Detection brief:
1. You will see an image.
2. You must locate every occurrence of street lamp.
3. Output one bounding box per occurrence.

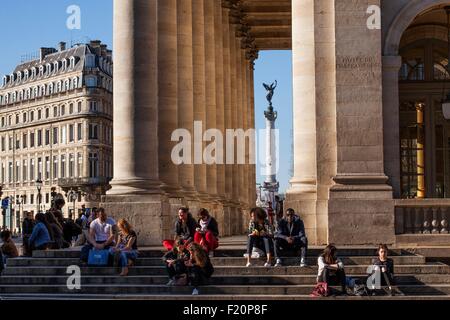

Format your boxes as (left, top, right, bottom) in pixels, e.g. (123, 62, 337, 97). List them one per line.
(16, 195, 25, 234)
(67, 189, 79, 218)
(35, 179, 43, 214)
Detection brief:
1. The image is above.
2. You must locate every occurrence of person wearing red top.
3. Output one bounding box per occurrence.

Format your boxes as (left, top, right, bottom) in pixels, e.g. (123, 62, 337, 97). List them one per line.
(193, 208, 219, 256)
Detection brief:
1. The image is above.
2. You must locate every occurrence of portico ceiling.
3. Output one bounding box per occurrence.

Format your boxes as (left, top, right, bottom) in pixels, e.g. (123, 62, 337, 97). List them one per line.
(241, 0, 292, 50)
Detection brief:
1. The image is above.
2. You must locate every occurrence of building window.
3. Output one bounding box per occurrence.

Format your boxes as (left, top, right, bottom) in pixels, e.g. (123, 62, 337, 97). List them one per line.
(8, 136, 12, 150)
(86, 76, 97, 88)
(8, 162, 13, 183)
(30, 110, 34, 122)
(15, 114, 20, 124)
(89, 101, 98, 112)
(30, 132, 35, 148)
(61, 155, 66, 178)
(37, 110, 42, 120)
(45, 156, 50, 180)
(77, 123, 83, 141)
(15, 161, 20, 182)
(69, 103, 74, 114)
(37, 158, 42, 180)
(53, 156, 59, 180)
(89, 124, 98, 140)
(77, 153, 83, 177)
(61, 105, 66, 116)
(69, 124, 74, 142)
(53, 127, 58, 144)
(23, 133, 27, 149)
(23, 113, 27, 123)
(30, 194, 34, 205)
(15, 136, 20, 150)
(45, 129, 50, 145)
(1, 136, 5, 151)
(85, 54, 95, 68)
(77, 101, 82, 113)
(23, 160, 27, 182)
(37, 130, 42, 147)
(69, 154, 75, 178)
(53, 106, 58, 117)
(61, 126, 67, 144)
(89, 153, 98, 178)
(45, 108, 50, 118)
(30, 159, 35, 182)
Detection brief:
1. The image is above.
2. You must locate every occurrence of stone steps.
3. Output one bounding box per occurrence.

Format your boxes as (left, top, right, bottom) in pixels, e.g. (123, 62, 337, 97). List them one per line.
(0, 274, 448, 285)
(0, 247, 449, 299)
(2, 264, 448, 276)
(1, 283, 450, 296)
(6, 255, 426, 267)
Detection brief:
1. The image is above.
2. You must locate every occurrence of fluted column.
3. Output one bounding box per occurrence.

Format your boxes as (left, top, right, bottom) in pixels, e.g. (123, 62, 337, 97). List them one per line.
(229, 23, 239, 208)
(236, 38, 244, 208)
(204, 0, 218, 200)
(249, 62, 256, 207)
(158, 0, 180, 195)
(222, 3, 233, 204)
(177, 0, 196, 198)
(109, 0, 160, 194)
(192, 0, 208, 199)
(214, 0, 226, 202)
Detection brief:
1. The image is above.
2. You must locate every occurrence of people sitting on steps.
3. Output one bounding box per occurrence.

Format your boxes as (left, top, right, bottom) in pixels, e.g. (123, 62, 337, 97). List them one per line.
(187, 242, 214, 295)
(274, 208, 308, 268)
(1, 230, 19, 267)
(194, 208, 219, 257)
(45, 211, 70, 250)
(22, 212, 36, 257)
(80, 207, 116, 263)
(368, 243, 396, 296)
(62, 213, 82, 246)
(163, 207, 198, 251)
(75, 207, 98, 246)
(317, 244, 347, 296)
(163, 239, 191, 286)
(109, 219, 138, 277)
(246, 207, 274, 268)
(28, 213, 52, 256)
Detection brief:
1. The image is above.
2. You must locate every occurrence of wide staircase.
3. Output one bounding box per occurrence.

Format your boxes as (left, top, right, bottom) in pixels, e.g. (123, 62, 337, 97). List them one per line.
(1, 239, 450, 300)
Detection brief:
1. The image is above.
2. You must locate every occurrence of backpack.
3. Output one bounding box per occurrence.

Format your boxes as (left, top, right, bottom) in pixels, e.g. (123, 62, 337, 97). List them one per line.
(310, 282, 329, 297)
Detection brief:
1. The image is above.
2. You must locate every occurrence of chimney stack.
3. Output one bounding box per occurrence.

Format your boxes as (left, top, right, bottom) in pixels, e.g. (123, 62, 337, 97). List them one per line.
(58, 42, 66, 52)
(89, 40, 102, 56)
(40, 47, 57, 62)
(100, 44, 107, 57)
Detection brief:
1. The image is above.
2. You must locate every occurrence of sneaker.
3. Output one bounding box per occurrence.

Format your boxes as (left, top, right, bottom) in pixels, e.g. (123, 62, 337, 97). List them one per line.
(253, 247, 265, 258)
(166, 278, 175, 286)
(192, 288, 199, 295)
(264, 262, 272, 268)
(300, 258, 307, 268)
(246, 262, 252, 267)
(243, 253, 249, 258)
(274, 259, 282, 267)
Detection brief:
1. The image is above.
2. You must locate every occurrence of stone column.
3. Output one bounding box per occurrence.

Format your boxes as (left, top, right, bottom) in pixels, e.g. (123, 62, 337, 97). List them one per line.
(176, 0, 196, 199)
(192, 0, 208, 201)
(214, 0, 227, 236)
(382, 56, 402, 198)
(204, 0, 218, 201)
(285, 0, 319, 243)
(158, 0, 181, 196)
(221, 1, 233, 236)
(108, 0, 161, 195)
(229, 16, 240, 235)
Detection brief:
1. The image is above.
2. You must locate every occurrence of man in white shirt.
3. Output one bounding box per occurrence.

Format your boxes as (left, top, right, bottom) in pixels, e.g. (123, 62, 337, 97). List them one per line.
(80, 208, 116, 263)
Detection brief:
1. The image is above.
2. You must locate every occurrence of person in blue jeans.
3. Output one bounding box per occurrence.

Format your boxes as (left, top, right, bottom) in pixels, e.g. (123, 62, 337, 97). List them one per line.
(28, 213, 52, 255)
(109, 218, 138, 276)
(80, 208, 115, 263)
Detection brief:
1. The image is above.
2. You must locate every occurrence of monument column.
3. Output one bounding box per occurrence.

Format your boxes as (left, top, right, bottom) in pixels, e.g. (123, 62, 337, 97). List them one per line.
(108, 0, 161, 195)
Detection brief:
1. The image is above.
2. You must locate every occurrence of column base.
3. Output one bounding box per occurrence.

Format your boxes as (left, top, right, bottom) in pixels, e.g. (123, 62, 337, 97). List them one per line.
(101, 193, 183, 246)
(328, 175, 395, 245)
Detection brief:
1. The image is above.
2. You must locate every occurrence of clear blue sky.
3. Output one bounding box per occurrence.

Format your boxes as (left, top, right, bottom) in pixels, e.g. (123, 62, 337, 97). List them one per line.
(0, 0, 293, 194)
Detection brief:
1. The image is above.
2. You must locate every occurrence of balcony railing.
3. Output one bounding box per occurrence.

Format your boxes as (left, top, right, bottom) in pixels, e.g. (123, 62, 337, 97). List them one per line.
(395, 199, 450, 235)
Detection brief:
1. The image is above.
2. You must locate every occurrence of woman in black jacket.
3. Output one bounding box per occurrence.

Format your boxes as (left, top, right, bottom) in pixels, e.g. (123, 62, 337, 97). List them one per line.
(194, 208, 219, 255)
(163, 207, 198, 251)
(186, 242, 214, 295)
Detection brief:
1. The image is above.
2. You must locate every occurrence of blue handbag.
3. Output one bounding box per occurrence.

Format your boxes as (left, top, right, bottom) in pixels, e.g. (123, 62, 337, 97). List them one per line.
(88, 249, 110, 266)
